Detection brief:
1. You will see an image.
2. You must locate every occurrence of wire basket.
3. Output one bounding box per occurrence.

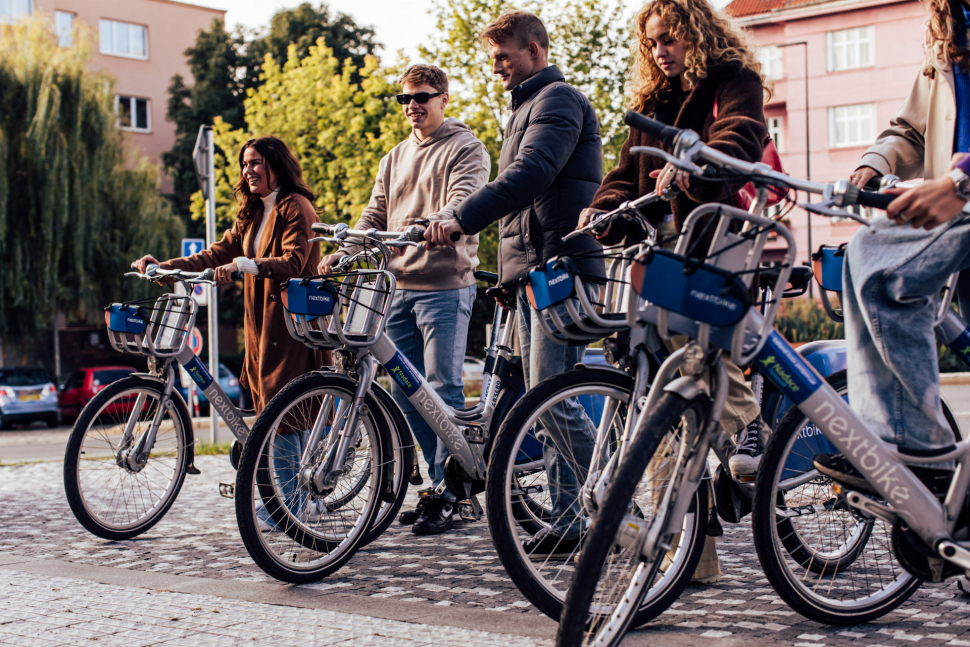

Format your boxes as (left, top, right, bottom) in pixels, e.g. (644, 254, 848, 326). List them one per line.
(104, 294, 197, 357)
(526, 252, 633, 346)
(282, 269, 395, 349)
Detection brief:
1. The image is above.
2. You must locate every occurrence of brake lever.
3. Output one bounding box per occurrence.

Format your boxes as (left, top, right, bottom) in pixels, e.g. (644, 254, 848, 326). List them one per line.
(629, 146, 705, 177)
(799, 199, 875, 230)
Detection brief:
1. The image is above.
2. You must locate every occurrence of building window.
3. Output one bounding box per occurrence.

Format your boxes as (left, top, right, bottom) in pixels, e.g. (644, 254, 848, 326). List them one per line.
(759, 46, 783, 80)
(99, 19, 148, 59)
(55, 11, 74, 47)
(0, 0, 32, 23)
(116, 96, 151, 133)
(767, 116, 784, 152)
(826, 26, 874, 72)
(828, 103, 876, 148)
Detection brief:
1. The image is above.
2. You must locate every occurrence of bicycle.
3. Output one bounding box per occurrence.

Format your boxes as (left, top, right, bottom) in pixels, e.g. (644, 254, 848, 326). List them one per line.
(233, 222, 527, 583)
(554, 111, 966, 647)
(63, 267, 255, 540)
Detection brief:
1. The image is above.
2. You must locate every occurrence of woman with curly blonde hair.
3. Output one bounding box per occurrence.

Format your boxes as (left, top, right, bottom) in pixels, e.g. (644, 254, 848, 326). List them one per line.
(578, 0, 771, 584)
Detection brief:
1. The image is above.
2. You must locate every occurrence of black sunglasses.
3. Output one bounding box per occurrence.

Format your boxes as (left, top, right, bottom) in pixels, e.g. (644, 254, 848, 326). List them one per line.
(396, 91, 444, 105)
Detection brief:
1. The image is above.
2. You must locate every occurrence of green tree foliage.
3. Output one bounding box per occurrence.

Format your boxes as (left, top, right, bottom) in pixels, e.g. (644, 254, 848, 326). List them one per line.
(193, 43, 409, 231)
(419, 0, 631, 270)
(0, 18, 182, 342)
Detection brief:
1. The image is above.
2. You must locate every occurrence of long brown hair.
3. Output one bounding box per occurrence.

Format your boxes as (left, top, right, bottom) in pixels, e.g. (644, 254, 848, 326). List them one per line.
(233, 136, 314, 235)
(629, 0, 769, 112)
(925, 0, 970, 75)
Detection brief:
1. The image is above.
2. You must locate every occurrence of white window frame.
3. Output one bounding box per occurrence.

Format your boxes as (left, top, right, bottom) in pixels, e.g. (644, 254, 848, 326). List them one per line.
(759, 46, 783, 80)
(767, 116, 784, 152)
(0, 0, 32, 24)
(55, 11, 74, 48)
(99, 19, 149, 60)
(828, 103, 877, 148)
(826, 26, 874, 72)
(115, 95, 152, 133)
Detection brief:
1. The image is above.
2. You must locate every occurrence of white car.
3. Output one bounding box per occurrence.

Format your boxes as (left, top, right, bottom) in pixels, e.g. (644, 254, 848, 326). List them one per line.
(462, 356, 486, 393)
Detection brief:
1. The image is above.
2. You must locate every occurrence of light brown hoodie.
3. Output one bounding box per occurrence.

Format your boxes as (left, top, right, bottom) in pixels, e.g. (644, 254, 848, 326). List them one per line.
(353, 117, 490, 290)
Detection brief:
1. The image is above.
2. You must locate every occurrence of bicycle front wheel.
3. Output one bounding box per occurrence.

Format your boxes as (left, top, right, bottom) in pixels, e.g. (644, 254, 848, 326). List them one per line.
(63, 376, 192, 540)
(235, 372, 389, 583)
(557, 391, 711, 647)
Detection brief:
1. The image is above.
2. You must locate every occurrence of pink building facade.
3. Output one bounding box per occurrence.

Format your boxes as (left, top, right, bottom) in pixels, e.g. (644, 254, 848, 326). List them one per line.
(725, 0, 928, 265)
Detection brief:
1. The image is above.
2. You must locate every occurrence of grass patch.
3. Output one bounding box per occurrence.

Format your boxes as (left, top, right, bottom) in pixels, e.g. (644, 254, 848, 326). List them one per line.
(194, 441, 232, 455)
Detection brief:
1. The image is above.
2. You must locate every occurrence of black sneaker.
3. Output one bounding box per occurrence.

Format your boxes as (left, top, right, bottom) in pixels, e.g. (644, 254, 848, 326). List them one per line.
(814, 453, 952, 498)
(398, 487, 434, 525)
(412, 496, 454, 535)
(522, 528, 581, 561)
(729, 417, 765, 476)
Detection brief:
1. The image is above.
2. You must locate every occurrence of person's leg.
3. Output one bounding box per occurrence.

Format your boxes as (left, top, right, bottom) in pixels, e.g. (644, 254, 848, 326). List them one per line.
(516, 283, 597, 541)
(844, 216, 970, 452)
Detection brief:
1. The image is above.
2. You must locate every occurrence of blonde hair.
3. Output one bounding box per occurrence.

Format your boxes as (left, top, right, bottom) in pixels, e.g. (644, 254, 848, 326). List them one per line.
(924, 0, 970, 75)
(629, 0, 769, 112)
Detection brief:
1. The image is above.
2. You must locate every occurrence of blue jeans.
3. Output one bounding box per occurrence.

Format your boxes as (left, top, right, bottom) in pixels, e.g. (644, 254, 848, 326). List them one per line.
(386, 286, 475, 501)
(515, 283, 598, 539)
(844, 215, 970, 452)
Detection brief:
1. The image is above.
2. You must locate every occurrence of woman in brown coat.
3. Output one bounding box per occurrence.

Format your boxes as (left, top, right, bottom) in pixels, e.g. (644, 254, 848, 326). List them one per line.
(132, 136, 324, 414)
(577, 0, 770, 583)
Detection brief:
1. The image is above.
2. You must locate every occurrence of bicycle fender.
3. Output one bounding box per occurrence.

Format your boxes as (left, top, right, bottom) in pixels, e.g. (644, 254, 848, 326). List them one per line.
(662, 375, 710, 401)
(370, 382, 413, 504)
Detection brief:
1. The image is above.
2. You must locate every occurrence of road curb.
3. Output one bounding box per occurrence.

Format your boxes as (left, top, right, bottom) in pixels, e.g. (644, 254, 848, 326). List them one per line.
(942, 372, 970, 385)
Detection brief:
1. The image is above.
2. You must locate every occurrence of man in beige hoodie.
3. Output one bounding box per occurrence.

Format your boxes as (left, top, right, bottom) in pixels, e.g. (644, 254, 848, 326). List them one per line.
(319, 65, 490, 535)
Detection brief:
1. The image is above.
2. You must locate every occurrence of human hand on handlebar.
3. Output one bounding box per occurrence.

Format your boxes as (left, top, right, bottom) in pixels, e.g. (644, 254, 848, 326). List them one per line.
(577, 208, 610, 238)
(884, 176, 967, 230)
(651, 162, 690, 193)
(132, 254, 160, 274)
(213, 262, 240, 284)
(318, 252, 347, 274)
(424, 219, 463, 247)
(849, 166, 880, 189)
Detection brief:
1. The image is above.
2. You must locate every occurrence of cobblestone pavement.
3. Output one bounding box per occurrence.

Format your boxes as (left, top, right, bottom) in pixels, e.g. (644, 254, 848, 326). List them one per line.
(6, 456, 970, 645)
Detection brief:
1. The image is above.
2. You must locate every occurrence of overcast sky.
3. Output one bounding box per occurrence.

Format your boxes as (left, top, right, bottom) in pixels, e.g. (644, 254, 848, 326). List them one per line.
(185, 0, 729, 61)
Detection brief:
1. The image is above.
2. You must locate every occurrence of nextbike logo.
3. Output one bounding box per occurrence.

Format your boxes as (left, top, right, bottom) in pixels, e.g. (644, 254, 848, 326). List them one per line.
(127, 317, 143, 324)
(812, 400, 910, 504)
(415, 389, 463, 447)
(759, 355, 799, 394)
(308, 294, 332, 302)
(548, 273, 570, 286)
(688, 289, 737, 310)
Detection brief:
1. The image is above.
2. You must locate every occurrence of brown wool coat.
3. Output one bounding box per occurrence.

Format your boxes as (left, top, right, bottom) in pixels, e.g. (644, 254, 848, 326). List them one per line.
(589, 60, 767, 248)
(161, 193, 326, 413)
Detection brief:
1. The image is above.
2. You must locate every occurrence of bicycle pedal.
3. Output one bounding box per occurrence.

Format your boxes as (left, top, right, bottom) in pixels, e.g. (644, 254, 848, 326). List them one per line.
(456, 498, 482, 522)
(218, 482, 235, 499)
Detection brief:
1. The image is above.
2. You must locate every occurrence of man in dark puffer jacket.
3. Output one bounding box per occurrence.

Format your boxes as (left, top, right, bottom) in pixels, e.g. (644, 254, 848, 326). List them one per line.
(428, 10, 604, 560)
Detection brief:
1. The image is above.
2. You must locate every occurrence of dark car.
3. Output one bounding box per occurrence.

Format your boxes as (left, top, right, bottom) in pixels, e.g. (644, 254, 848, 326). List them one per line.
(58, 366, 137, 421)
(0, 367, 60, 429)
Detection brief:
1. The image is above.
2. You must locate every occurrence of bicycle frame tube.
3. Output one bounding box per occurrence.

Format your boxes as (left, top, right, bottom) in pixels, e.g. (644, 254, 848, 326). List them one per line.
(370, 333, 487, 480)
(175, 347, 250, 443)
(937, 309, 970, 369)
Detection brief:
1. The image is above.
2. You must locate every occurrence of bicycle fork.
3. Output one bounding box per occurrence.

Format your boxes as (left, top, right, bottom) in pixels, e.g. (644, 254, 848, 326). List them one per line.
(117, 363, 176, 473)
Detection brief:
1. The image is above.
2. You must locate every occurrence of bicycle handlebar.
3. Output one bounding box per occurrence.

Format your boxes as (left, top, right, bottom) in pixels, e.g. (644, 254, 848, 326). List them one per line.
(125, 265, 241, 284)
(311, 221, 460, 243)
(624, 111, 679, 148)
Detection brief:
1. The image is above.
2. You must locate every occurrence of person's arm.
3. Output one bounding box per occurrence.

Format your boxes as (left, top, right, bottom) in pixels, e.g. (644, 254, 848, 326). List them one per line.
(856, 71, 929, 180)
(455, 85, 586, 236)
(252, 197, 316, 281)
(433, 141, 491, 220)
(159, 223, 243, 272)
(885, 153, 970, 229)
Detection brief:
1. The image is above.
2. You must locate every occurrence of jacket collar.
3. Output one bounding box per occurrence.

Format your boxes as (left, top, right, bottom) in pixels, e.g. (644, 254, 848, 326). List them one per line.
(650, 59, 745, 128)
(509, 65, 565, 111)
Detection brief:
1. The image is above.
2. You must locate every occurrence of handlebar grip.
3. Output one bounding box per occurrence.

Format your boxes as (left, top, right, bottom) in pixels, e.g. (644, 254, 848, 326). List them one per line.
(311, 223, 344, 235)
(451, 231, 461, 242)
(624, 111, 679, 147)
(405, 227, 463, 243)
(230, 271, 243, 282)
(856, 190, 896, 211)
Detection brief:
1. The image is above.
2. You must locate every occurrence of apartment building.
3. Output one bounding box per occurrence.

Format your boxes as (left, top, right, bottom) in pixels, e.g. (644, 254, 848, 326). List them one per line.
(3, 0, 225, 189)
(725, 0, 927, 263)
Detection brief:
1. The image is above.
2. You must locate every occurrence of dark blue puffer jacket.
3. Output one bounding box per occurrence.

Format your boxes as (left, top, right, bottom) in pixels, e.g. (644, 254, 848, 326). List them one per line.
(455, 65, 606, 288)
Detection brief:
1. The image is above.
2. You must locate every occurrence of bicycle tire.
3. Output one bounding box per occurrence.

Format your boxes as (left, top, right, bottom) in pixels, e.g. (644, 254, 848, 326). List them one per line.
(64, 375, 192, 540)
(235, 372, 388, 583)
(557, 392, 710, 647)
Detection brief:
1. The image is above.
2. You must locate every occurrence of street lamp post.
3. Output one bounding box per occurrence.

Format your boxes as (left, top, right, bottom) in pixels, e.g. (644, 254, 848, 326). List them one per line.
(778, 40, 812, 297)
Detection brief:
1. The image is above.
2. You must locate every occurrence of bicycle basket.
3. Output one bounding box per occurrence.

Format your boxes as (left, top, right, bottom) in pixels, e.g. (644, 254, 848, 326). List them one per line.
(811, 244, 845, 293)
(630, 247, 751, 328)
(105, 294, 196, 357)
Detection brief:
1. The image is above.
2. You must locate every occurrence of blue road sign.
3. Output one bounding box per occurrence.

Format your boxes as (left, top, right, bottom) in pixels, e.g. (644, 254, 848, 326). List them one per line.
(182, 238, 206, 258)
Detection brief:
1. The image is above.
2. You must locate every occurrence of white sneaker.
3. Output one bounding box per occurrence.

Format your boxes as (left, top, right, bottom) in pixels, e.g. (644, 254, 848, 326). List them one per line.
(729, 418, 765, 476)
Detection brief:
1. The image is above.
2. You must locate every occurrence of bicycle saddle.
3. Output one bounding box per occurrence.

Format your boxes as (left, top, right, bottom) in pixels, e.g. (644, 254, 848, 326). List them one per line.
(759, 265, 814, 296)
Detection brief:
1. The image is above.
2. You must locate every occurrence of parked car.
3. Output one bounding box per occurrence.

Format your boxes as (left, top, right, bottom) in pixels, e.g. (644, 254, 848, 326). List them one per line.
(59, 366, 137, 422)
(462, 356, 486, 395)
(176, 363, 244, 414)
(0, 367, 60, 429)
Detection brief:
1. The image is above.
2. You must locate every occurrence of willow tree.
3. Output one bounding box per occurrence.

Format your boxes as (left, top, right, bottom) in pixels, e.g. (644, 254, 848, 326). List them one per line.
(0, 18, 182, 347)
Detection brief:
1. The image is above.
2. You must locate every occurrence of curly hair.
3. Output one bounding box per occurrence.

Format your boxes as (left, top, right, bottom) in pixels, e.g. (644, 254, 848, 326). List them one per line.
(924, 0, 970, 76)
(628, 0, 769, 112)
(233, 136, 315, 237)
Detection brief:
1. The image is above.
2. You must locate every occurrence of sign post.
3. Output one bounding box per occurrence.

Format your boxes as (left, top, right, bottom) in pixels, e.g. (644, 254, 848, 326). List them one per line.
(193, 126, 220, 443)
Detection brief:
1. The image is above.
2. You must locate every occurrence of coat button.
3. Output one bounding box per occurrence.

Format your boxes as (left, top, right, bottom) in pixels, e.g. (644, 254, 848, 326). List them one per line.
(271, 340, 278, 347)
(269, 294, 277, 302)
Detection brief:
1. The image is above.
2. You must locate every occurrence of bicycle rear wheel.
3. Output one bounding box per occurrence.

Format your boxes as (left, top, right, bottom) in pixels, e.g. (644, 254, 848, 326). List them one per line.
(63, 376, 191, 540)
(235, 372, 388, 583)
(557, 391, 710, 647)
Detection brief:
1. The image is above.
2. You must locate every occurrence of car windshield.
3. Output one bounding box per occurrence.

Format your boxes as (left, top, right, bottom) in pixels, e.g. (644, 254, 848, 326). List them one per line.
(93, 369, 133, 385)
(219, 364, 232, 379)
(0, 369, 50, 386)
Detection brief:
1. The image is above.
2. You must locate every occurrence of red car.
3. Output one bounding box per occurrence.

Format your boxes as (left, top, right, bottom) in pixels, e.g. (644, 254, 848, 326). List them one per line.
(59, 366, 137, 421)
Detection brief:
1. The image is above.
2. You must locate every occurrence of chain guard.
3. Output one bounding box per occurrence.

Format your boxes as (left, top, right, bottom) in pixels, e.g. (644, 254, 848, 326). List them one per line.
(443, 455, 484, 498)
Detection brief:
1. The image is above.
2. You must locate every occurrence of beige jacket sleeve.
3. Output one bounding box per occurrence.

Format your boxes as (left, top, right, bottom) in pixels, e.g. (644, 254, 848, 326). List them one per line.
(857, 71, 929, 180)
(431, 141, 491, 221)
